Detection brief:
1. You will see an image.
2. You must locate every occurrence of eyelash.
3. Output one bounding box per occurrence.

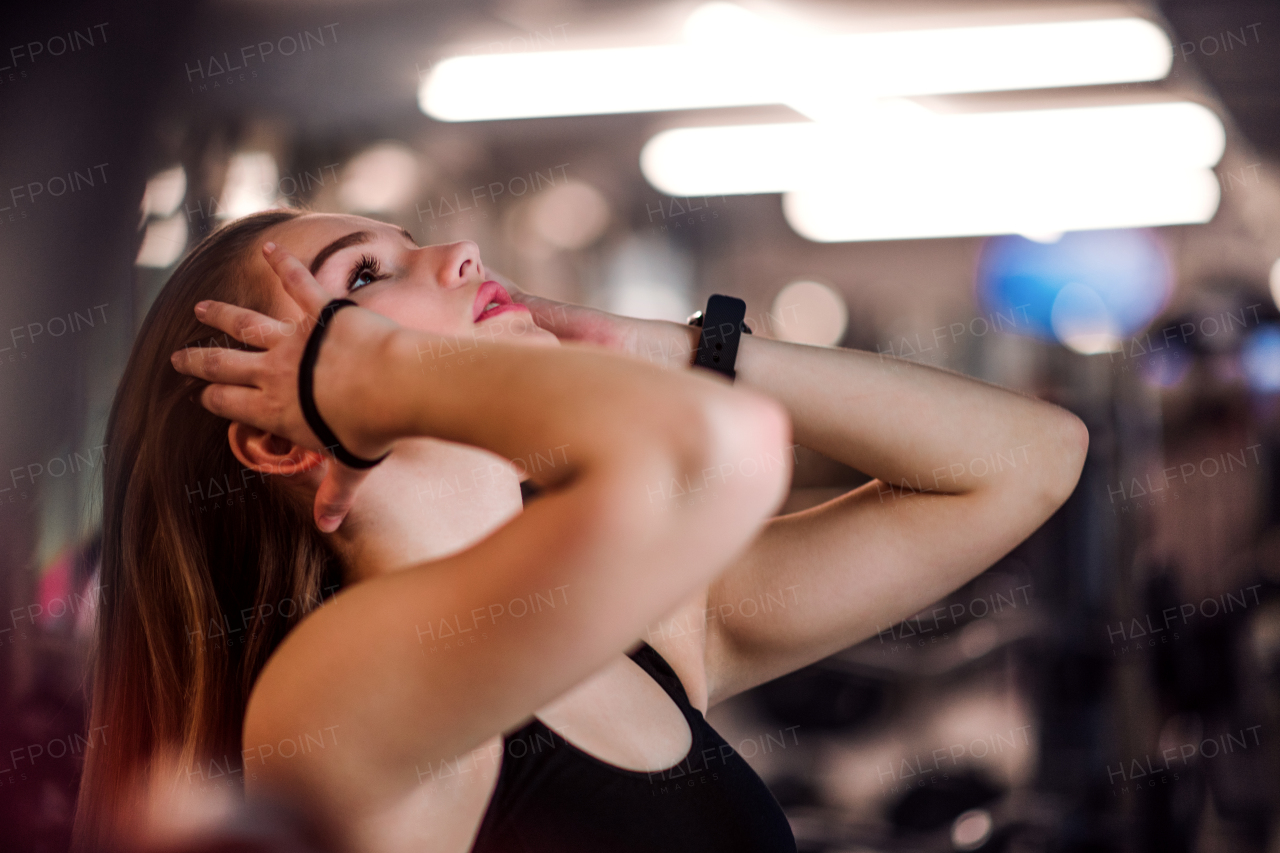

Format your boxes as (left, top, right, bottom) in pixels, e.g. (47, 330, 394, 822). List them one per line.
(347, 254, 386, 292)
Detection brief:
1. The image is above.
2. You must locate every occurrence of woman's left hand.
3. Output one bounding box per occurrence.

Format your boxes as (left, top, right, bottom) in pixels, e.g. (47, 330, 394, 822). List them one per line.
(494, 273, 699, 370)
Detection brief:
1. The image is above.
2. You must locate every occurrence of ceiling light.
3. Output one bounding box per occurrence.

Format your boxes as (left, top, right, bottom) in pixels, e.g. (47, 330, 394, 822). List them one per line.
(140, 166, 187, 219)
(218, 152, 279, 219)
(641, 102, 1224, 196)
(420, 14, 1172, 121)
(783, 166, 1219, 242)
(135, 214, 189, 268)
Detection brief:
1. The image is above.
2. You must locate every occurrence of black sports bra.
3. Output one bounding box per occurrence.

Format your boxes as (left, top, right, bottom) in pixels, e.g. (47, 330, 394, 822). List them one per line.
(469, 640, 797, 852)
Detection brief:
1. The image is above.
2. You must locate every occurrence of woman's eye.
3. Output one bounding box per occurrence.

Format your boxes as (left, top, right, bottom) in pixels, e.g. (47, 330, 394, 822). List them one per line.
(348, 256, 384, 292)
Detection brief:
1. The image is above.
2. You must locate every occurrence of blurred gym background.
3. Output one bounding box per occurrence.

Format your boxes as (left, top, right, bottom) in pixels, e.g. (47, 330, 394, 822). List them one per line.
(2, 0, 1280, 851)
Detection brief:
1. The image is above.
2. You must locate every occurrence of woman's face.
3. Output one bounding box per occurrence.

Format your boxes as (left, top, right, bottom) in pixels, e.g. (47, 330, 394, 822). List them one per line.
(253, 212, 558, 345)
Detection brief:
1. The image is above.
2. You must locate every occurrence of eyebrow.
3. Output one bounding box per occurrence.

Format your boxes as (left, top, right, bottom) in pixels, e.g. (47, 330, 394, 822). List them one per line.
(309, 231, 374, 277)
(307, 227, 421, 278)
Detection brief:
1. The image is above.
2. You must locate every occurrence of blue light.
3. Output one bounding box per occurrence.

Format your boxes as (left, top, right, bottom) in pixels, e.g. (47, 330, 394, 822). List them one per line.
(976, 230, 1174, 354)
(1241, 325, 1280, 394)
(1138, 342, 1192, 389)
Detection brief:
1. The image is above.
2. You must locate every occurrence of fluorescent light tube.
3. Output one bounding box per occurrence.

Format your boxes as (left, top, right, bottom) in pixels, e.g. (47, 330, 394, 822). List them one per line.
(782, 166, 1220, 242)
(420, 17, 1172, 121)
(640, 101, 1225, 196)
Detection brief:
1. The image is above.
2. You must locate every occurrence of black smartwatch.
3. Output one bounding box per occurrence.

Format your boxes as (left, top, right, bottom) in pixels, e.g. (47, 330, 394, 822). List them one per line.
(687, 294, 752, 381)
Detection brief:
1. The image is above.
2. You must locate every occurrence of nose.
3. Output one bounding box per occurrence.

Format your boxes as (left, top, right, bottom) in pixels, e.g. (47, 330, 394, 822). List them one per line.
(432, 241, 483, 289)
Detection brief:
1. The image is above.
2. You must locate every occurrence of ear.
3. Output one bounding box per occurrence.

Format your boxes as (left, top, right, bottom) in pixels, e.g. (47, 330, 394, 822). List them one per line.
(227, 422, 327, 479)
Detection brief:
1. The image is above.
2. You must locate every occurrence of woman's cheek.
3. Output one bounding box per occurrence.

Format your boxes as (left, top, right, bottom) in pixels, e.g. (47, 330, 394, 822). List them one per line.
(366, 292, 460, 337)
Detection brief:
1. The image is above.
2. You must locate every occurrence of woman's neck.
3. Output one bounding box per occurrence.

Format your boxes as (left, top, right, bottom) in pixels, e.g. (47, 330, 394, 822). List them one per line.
(325, 438, 525, 585)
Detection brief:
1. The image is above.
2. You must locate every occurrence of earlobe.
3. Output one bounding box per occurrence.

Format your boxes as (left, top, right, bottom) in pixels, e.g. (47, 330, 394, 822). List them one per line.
(226, 422, 326, 477)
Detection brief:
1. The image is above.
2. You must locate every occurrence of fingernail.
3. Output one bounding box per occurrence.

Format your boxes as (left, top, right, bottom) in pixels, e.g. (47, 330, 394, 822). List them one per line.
(194, 300, 210, 316)
(170, 351, 180, 365)
(263, 241, 277, 255)
(319, 514, 341, 532)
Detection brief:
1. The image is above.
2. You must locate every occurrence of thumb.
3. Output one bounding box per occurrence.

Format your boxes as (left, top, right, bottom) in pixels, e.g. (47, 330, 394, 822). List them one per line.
(313, 463, 370, 532)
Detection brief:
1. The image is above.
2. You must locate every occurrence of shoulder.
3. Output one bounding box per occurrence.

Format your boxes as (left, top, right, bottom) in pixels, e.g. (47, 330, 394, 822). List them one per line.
(238, 589, 406, 817)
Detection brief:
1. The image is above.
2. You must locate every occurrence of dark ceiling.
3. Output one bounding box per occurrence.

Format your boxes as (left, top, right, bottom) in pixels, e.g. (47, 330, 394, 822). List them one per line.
(1160, 0, 1280, 159)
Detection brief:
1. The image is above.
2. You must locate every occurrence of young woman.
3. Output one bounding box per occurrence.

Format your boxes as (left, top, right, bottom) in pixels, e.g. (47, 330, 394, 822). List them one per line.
(72, 208, 1088, 853)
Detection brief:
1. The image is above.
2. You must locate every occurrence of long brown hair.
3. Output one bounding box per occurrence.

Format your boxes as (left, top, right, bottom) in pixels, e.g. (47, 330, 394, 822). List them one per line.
(73, 209, 344, 850)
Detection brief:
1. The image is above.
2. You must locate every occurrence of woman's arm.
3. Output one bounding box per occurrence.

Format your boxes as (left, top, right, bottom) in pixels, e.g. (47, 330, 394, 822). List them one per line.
(175, 250, 793, 827)
(673, 326, 1088, 704)
(671, 324, 1085, 501)
(506, 292, 1087, 707)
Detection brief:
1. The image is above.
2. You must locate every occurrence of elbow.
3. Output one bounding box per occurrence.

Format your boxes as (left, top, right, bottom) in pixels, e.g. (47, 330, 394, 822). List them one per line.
(606, 390, 792, 531)
(713, 392, 794, 514)
(681, 391, 794, 519)
(1038, 409, 1089, 511)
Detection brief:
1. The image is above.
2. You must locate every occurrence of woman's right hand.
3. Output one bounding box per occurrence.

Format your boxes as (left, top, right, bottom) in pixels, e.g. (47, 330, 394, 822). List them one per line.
(170, 241, 401, 532)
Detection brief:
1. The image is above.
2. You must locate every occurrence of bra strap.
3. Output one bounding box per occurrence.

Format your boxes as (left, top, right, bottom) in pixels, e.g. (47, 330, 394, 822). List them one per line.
(627, 640, 694, 709)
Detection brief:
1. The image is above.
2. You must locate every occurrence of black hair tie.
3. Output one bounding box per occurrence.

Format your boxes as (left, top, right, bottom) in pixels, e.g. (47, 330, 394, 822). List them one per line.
(297, 299, 389, 470)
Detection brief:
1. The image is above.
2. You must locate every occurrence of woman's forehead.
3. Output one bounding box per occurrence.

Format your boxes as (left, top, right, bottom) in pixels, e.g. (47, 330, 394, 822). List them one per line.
(270, 213, 393, 256)
(247, 213, 421, 314)
(240, 214, 381, 314)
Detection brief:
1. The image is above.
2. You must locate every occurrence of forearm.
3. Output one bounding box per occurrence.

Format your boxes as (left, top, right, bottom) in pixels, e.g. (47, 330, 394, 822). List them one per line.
(736, 335, 1085, 496)
(649, 320, 1081, 497)
(328, 323, 784, 500)
(380, 334, 694, 480)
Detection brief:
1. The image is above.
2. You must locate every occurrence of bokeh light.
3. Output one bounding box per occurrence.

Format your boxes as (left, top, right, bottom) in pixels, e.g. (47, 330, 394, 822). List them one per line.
(1241, 324, 1280, 394)
(952, 808, 994, 850)
(218, 151, 280, 219)
(139, 166, 186, 219)
(770, 280, 848, 346)
(135, 214, 189, 269)
(1269, 258, 1280, 310)
(976, 229, 1174, 354)
(529, 181, 611, 250)
(338, 142, 421, 213)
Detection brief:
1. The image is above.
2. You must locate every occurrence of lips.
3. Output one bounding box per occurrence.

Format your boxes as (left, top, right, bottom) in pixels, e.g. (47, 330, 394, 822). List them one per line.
(473, 280, 530, 323)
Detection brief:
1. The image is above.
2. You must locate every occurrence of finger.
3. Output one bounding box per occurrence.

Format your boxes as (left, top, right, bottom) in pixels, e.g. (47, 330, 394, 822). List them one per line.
(195, 300, 287, 348)
(494, 273, 568, 323)
(508, 290, 577, 334)
(263, 242, 331, 318)
(195, 383, 265, 425)
(172, 346, 262, 387)
(489, 270, 526, 297)
(313, 463, 369, 532)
